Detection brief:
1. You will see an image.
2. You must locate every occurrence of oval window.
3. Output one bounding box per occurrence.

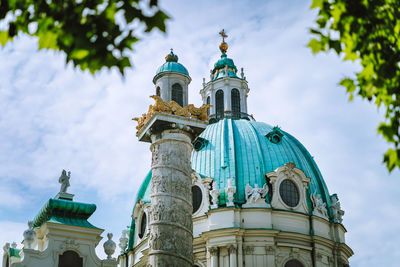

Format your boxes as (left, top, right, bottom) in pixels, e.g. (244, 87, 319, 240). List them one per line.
(192, 185, 202, 213)
(284, 259, 304, 267)
(138, 212, 147, 238)
(279, 179, 299, 207)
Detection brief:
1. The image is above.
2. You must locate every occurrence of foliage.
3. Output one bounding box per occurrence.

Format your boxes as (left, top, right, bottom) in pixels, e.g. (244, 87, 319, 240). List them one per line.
(308, 0, 400, 172)
(0, 0, 169, 75)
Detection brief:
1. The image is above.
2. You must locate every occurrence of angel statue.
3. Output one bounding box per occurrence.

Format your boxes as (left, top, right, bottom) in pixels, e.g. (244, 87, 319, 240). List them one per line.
(59, 170, 71, 193)
(245, 183, 268, 204)
(310, 190, 328, 218)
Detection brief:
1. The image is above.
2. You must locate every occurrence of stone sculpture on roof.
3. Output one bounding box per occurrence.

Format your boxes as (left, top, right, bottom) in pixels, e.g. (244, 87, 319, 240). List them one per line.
(58, 169, 71, 193)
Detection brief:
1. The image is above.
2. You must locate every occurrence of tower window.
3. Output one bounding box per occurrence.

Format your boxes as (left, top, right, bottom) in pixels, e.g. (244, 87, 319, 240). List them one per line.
(279, 179, 299, 207)
(138, 212, 147, 239)
(206, 96, 210, 116)
(215, 89, 224, 118)
(58, 250, 83, 267)
(156, 86, 160, 97)
(231, 88, 241, 118)
(192, 185, 202, 213)
(172, 83, 183, 106)
(284, 259, 304, 267)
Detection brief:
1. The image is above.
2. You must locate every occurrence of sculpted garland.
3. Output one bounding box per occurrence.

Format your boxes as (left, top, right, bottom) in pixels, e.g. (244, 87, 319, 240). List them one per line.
(133, 95, 211, 130)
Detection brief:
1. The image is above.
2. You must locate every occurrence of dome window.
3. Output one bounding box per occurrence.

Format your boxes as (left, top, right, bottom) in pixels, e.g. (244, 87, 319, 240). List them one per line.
(192, 185, 202, 213)
(266, 126, 284, 144)
(284, 259, 304, 267)
(215, 90, 224, 119)
(138, 212, 147, 239)
(279, 179, 299, 207)
(172, 83, 183, 106)
(193, 137, 207, 151)
(231, 88, 241, 118)
(206, 96, 210, 116)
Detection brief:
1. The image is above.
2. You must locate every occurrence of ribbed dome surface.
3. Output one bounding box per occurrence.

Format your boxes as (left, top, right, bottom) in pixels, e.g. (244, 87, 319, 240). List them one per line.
(191, 119, 331, 207)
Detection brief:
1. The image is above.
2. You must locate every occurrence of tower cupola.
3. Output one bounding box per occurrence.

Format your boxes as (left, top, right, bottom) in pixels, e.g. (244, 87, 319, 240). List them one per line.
(153, 49, 191, 107)
(200, 30, 250, 122)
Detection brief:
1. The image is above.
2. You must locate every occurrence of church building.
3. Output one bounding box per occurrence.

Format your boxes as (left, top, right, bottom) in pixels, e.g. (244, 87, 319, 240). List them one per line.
(117, 30, 353, 267)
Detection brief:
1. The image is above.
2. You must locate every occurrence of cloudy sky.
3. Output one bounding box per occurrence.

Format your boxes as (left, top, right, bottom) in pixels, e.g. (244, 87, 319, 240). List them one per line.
(0, 0, 399, 266)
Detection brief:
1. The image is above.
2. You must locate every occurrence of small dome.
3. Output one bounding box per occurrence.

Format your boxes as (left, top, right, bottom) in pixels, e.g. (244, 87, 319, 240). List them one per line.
(153, 50, 190, 83)
(211, 54, 239, 80)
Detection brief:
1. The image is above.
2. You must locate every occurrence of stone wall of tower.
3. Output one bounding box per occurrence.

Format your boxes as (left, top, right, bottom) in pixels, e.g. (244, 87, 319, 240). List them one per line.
(148, 129, 194, 266)
(154, 74, 190, 106)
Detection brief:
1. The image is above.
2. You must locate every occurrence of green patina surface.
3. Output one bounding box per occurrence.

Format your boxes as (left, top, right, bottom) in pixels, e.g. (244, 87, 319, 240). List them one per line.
(32, 198, 99, 229)
(9, 248, 21, 258)
(153, 62, 189, 82)
(212, 54, 239, 80)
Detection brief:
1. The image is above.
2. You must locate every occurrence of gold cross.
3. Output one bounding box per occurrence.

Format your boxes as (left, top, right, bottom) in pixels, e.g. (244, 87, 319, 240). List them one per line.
(219, 29, 228, 42)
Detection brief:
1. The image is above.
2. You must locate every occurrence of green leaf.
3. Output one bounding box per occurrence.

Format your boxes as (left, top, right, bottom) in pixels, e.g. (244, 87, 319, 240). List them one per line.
(378, 123, 396, 143)
(70, 49, 89, 60)
(0, 31, 10, 46)
(310, 0, 324, 9)
(383, 148, 400, 173)
(308, 38, 323, 54)
(38, 31, 58, 50)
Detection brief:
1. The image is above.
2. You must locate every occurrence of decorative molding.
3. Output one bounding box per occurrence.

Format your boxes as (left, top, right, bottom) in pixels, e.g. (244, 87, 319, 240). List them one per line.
(228, 245, 237, 254)
(208, 247, 218, 256)
(59, 239, 80, 250)
(243, 246, 254, 255)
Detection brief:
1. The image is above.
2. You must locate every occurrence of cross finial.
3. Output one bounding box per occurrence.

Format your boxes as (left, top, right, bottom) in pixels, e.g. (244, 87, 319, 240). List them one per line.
(170, 48, 173, 53)
(219, 29, 228, 42)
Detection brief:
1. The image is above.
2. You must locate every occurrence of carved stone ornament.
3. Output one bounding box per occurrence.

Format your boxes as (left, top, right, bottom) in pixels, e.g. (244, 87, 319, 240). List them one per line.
(119, 229, 129, 252)
(23, 221, 36, 249)
(132, 95, 211, 131)
(11, 242, 17, 249)
(330, 194, 345, 223)
(243, 183, 270, 208)
(310, 190, 328, 219)
(244, 246, 254, 255)
(228, 245, 237, 254)
(3, 243, 10, 254)
(209, 181, 220, 209)
(208, 246, 218, 256)
(103, 233, 116, 260)
(265, 245, 275, 255)
(58, 169, 71, 193)
(59, 239, 80, 250)
(225, 178, 236, 207)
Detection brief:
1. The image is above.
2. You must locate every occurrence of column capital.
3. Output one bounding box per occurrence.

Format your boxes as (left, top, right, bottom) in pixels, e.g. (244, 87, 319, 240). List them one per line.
(208, 246, 219, 256)
(228, 244, 237, 254)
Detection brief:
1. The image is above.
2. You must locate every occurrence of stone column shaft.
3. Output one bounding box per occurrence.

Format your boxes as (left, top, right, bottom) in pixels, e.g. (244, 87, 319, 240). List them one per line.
(148, 129, 194, 267)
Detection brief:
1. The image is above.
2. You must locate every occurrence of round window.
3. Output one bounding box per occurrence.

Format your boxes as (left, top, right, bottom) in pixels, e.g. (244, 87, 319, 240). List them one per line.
(284, 259, 304, 267)
(279, 179, 299, 207)
(138, 212, 147, 239)
(192, 185, 202, 213)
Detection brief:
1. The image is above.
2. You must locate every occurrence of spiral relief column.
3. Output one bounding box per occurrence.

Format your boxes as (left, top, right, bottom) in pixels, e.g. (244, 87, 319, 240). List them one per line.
(148, 128, 194, 266)
(135, 110, 207, 267)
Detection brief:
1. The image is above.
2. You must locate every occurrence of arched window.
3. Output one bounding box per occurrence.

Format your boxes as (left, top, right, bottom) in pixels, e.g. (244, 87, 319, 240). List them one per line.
(206, 96, 210, 116)
(279, 180, 299, 207)
(231, 88, 241, 118)
(156, 86, 160, 97)
(284, 259, 304, 267)
(58, 250, 83, 267)
(192, 185, 202, 213)
(215, 90, 224, 118)
(172, 83, 183, 106)
(138, 212, 147, 239)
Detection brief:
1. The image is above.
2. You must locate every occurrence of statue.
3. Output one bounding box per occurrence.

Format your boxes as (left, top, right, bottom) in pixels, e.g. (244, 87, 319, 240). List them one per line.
(58, 170, 71, 193)
(118, 229, 129, 252)
(133, 95, 211, 131)
(225, 178, 236, 207)
(330, 194, 344, 223)
(245, 183, 268, 204)
(310, 190, 328, 219)
(209, 181, 220, 209)
(103, 233, 116, 260)
(23, 221, 36, 249)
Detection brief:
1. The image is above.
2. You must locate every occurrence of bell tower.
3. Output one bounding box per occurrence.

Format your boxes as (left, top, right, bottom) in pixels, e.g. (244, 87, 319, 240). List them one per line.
(200, 30, 250, 121)
(153, 49, 191, 107)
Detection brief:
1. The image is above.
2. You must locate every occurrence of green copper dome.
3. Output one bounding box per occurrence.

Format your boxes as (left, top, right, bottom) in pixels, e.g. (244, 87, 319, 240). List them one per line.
(191, 119, 331, 208)
(153, 50, 190, 83)
(211, 54, 239, 80)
